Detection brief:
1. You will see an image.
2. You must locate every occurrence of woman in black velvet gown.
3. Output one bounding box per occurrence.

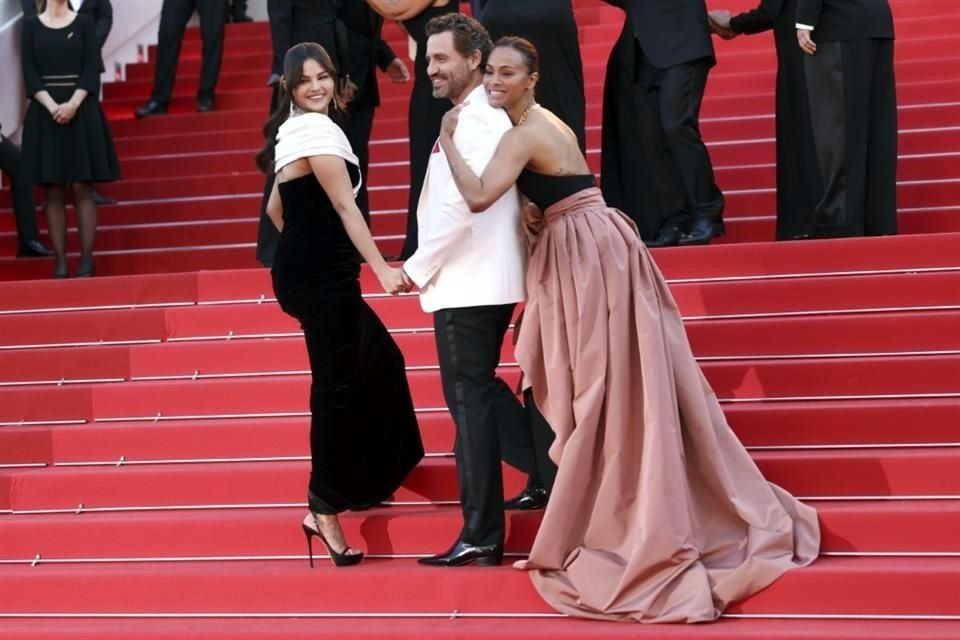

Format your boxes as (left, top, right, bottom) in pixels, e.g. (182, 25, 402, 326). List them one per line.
(366, 0, 459, 258)
(709, 0, 823, 240)
(256, 43, 423, 566)
(478, 0, 585, 151)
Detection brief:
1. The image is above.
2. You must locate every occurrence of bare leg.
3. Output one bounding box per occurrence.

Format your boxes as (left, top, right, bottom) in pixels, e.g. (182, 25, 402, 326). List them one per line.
(44, 184, 68, 278)
(71, 182, 97, 276)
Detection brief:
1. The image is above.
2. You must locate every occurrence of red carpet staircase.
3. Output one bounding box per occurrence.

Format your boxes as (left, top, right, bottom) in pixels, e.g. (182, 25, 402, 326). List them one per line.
(1, 0, 959, 637)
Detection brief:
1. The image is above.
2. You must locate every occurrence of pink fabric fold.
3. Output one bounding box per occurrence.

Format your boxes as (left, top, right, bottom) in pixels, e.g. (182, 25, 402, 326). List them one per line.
(514, 187, 820, 623)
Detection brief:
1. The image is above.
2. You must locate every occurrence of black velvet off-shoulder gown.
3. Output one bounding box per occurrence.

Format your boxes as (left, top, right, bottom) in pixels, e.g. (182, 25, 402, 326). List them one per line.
(271, 168, 424, 514)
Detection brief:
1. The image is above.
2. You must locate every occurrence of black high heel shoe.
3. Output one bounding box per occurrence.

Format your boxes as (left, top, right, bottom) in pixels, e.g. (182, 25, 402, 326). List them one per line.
(75, 257, 96, 278)
(301, 513, 364, 568)
(52, 261, 69, 279)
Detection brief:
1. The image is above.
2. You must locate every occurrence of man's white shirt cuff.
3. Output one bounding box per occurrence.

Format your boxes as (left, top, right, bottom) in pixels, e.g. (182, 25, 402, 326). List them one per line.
(796, 23, 815, 30)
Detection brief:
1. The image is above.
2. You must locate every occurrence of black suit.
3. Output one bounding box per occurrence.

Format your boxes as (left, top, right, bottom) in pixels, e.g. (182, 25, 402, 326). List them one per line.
(22, 0, 112, 72)
(0, 125, 40, 249)
(150, 0, 228, 105)
(601, 0, 723, 239)
(796, 0, 897, 237)
(797, 0, 894, 41)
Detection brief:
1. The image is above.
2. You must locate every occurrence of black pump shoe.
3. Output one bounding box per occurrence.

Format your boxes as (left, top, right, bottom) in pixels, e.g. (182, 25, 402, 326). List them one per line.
(417, 540, 503, 567)
(504, 487, 549, 511)
(75, 257, 96, 278)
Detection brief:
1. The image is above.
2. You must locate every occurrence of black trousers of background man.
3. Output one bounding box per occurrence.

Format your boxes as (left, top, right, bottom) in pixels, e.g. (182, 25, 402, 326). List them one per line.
(0, 136, 40, 248)
(434, 304, 540, 548)
(151, 0, 228, 104)
(804, 39, 897, 238)
(633, 46, 724, 237)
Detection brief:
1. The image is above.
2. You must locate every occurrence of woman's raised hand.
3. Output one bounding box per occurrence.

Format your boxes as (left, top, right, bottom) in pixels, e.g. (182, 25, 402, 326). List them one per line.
(440, 103, 467, 140)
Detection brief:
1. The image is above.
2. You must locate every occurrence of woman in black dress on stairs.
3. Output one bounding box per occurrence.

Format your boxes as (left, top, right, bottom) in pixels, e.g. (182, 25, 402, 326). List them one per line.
(256, 43, 424, 567)
(21, 0, 120, 278)
(366, 0, 458, 258)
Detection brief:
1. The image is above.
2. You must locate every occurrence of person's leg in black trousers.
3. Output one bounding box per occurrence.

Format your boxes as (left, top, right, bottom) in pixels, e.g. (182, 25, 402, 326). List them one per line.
(658, 59, 724, 245)
(148, 0, 196, 109)
(421, 303, 528, 565)
(633, 50, 691, 246)
(266, 0, 293, 83)
(195, 0, 228, 108)
(345, 105, 375, 225)
(0, 136, 51, 256)
(863, 39, 897, 236)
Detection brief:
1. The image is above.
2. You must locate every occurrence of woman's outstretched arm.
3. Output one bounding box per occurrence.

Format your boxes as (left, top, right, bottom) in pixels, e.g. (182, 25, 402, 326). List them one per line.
(309, 155, 408, 294)
(439, 104, 533, 213)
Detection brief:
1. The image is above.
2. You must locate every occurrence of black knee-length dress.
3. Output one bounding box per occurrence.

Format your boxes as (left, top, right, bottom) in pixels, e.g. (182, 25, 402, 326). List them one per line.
(271, 165, 424, 513)
(20, 14, 120, 186)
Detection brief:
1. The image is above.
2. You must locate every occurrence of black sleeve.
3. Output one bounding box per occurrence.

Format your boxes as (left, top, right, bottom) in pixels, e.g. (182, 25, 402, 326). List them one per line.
(601, 0, 626, 8)
(21, 0, 38, 17)
(730, 0, 784, 35)
(374, 36, 397, 71)
(93, 0, 114, 50)
(20, 19, 44, 97)
(795, 0, 823, 27)
(78, 15, 101, 93)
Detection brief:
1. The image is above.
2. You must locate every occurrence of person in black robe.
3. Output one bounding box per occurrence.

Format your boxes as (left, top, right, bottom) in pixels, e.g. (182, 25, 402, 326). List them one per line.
(794, 0, 897, 237)
(478, 0, 585, 151)
(709, 0, 822, 239)
(600, 0, 725, 247)
(366, 0, 459, 259)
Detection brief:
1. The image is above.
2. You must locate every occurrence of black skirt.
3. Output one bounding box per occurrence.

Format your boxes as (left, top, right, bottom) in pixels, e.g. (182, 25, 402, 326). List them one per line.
(20, 87, 121, 186)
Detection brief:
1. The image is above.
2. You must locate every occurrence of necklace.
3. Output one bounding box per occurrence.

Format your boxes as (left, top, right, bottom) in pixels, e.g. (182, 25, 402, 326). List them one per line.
(517, 101, 540, 126)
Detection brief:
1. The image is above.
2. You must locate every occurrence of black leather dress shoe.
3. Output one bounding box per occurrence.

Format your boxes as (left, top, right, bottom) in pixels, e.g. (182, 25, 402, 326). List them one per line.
(504, 487, 549, 511)
(679, 218, 725, 246)
(92, 190, 117, 206)
(135, 99, 168, 118)
(16, 239, 55, 258)
(197, 97, 216, 113)
(417, 540, 503, 567)
(645, 225, 685, 248)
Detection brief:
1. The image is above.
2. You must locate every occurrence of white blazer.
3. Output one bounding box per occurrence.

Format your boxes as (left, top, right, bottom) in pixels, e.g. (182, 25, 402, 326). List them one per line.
(403, 85, 527, 313)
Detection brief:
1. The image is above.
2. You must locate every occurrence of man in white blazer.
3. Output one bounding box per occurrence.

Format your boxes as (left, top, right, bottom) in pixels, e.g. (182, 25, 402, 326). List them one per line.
(402, 13, 536, 567)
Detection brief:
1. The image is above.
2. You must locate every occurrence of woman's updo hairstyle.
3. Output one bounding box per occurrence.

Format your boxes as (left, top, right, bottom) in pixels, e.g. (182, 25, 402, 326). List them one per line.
(492, 36, 540, 75)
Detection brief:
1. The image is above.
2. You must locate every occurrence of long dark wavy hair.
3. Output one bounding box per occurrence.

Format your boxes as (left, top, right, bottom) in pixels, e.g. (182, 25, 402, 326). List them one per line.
(255, 42, 346, 174)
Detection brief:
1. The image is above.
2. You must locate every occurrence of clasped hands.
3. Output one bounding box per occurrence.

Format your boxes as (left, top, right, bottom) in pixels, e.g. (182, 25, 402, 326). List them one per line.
(47, 101, 79, 125)
(378, 266, 416, 296)
(707, 10, 737, 40)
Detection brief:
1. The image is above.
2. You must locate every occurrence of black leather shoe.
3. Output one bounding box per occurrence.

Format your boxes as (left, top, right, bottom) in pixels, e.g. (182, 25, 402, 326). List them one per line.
(197, 97, 215, 113)
(417, 540, 503, 567)
(645, 225, 684, 248)
(679, 218, 725, 246)
(134, 99, 168, 118)
(16, 239, 55, 258)
(504, 487, 548, 511)
(92, 190, 117, 206)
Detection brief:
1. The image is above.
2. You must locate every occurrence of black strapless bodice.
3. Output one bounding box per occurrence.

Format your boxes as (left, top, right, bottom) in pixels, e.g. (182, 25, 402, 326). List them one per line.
(271, 169, 361, 321)
(517, 170, 596, 211)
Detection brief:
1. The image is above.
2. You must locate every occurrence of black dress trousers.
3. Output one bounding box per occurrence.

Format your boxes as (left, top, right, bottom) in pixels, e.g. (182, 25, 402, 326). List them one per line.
(151, 0, 228, 104)
(804, 38, 897, 237)
(0, 135, 40, 245)
(433, 304, 536, 547)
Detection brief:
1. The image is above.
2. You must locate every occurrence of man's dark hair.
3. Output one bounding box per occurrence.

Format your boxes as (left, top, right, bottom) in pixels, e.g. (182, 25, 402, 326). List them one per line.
(425, 13, 493, 64)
